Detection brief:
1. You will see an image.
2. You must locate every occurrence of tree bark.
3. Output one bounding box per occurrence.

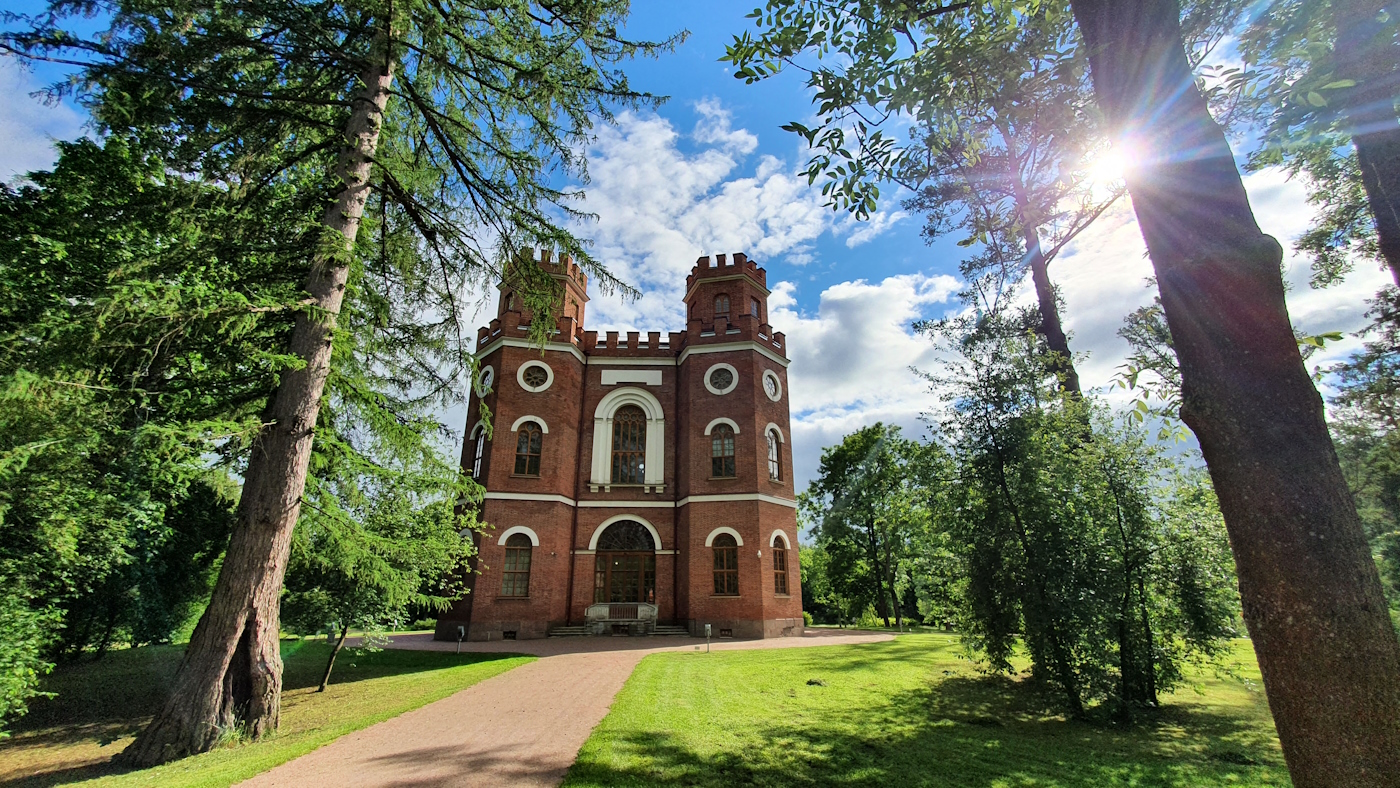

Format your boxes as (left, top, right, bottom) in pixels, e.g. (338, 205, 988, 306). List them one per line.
(319, 624, 350, 692)
(1070, 1, 1400, 784)
(118, 48, 395, 768)
(1332, 0, 1400, 287)
(1025, 229, 1083, 395)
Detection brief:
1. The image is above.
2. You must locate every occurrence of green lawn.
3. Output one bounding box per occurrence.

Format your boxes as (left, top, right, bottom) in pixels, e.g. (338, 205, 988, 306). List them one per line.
(565, 633, 1288, 787)
(1, 640, 531, 788)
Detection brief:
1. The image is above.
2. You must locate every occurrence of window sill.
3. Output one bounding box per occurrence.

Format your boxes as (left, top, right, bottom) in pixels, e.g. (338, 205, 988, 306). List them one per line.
(710, 594, 741, 598)
(495, 596, 531, 601)
(774, 594, 791, 599)
(708, 475, 738, 481)
(509, 474, 542, 479)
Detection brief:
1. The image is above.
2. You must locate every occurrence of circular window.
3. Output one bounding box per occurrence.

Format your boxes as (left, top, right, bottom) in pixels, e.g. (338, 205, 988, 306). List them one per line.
(476, 366, 495, 397)
(517, 361, 554, 393)
(704, 363, 738, 396)
(762, 369, 783, 402)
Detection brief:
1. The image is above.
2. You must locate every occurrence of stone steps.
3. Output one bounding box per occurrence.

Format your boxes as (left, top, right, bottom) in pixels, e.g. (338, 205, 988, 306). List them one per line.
(651, 625, 691, 636)
(548, 626, 590, 637)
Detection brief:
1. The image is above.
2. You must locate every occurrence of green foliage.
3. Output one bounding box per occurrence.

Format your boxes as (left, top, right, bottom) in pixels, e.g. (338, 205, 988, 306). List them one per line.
(800, 423, 928, 627)
(0, 575, 58, 736)
(1328, 287, 1400, 610)
(1232, 0, 1399, 285)
(0, 136, 297, 723)
(923, 310, 1239, 715)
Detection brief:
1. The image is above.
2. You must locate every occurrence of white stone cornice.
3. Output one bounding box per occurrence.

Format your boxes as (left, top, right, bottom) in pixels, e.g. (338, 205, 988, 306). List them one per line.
(678, 341, 789, 368)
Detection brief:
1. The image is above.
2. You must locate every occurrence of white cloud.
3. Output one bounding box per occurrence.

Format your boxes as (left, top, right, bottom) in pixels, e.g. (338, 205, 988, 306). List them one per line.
(0, 60, 85, 183)
(1048, 165, 1390, 405)
(691, 97, 758, 155)
(573, 103, 910, 333)
(770, 273, 960, 486)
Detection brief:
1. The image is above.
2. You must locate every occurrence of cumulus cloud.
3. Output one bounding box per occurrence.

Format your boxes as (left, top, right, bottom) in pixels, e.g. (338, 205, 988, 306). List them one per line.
(573, 103, 908, 333)
(1047, 165, 1391, 405)
(769, 274, 960, 485)
(0, 60, 85, 183)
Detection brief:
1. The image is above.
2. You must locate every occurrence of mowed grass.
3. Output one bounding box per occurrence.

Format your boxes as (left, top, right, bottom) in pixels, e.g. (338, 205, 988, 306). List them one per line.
(0, 640, 531, 788)
(565, 633, 1288, 787)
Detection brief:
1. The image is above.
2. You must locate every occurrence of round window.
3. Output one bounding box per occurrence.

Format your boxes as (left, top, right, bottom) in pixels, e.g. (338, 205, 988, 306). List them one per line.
(476, 366, 495, 397)
(762, 370, 782, 402)
(516, 361, 554, 392)
(703, 362, 738, 395)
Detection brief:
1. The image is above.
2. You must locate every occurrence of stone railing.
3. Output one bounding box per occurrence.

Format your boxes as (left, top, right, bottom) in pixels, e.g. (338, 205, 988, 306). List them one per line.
(584, 602, 657, 636)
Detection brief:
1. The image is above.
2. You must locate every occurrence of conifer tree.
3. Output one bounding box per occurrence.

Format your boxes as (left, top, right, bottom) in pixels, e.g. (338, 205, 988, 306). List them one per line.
(5, 0, 676, 764)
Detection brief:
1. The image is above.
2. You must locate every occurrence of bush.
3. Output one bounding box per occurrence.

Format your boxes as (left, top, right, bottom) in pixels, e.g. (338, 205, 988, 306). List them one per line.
(802, 611, 813, 627)
(0, 579, 57, 735)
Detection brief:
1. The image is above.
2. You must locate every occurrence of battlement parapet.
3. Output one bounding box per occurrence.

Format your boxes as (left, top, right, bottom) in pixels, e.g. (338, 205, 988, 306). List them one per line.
(686, 252, 767, 290)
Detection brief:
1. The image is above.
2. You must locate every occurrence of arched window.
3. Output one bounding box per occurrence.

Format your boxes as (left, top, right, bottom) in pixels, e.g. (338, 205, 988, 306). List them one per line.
(501, 533, 532, 597)
(712, 533, 739, 595)
(711, 424, 736, 478)
(773, 534, 789, 595)
(514, 421, 543, 476)
(472, 428, 486, 479)
(593, 520, 657, 604)
(767, 429, 781, 481)
(611, 405, 646, 484)
(714, 293, 730, 318)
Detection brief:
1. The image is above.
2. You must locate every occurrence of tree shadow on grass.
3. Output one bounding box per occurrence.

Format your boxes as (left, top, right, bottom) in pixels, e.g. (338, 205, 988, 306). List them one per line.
(565, 671, 1290, 788)
(1, 644, 524, 788)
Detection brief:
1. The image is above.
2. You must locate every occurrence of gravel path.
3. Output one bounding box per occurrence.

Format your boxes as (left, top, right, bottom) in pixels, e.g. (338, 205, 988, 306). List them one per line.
(237, 629, 892, 788)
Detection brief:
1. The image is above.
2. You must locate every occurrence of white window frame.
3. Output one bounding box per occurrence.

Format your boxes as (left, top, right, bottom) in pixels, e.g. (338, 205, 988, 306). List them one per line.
(591, 387, 666, 488)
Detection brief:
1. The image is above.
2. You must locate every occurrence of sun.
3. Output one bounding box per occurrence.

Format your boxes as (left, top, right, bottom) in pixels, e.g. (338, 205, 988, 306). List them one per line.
(1084, 140, 1138, 189)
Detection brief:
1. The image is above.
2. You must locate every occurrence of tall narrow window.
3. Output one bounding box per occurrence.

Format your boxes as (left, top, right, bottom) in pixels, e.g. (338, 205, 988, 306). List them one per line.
(501, 533, 532, 597)
(773, 534, 789, 595)
(472, 429, 486, 479)
(714, 294, 730, 319)
(611, 405, 646, 484)
(751, 297, 761, 317)
(514, 422, 543, 476)
(711, 424, 736, 478)
(712, 533, 739, 595)
(767, 429, 781, 481)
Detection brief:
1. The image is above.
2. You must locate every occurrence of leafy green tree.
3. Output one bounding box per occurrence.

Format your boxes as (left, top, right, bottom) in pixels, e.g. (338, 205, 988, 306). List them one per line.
(0, 135, 303, 729)
(1235, 0, 1400, 287)
(6, 0, 676, 763)
(725, 1, 1127, 395)
(926, 309, 1237, 715)
(802, 424, 926, 627)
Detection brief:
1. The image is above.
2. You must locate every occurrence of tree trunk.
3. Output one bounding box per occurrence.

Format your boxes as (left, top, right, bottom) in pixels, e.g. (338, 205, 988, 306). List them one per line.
(1026, 230, 1082, 395)
(319, 624, 350, 692)
(1071, 1, 1400, 784)
(866, 522, 892, 626)
(118, 48, 395, 768)
(1332, 0, 1400, 287)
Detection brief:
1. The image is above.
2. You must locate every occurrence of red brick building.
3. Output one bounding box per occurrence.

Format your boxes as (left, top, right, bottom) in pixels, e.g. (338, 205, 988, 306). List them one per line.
(434, 251, 803, 640)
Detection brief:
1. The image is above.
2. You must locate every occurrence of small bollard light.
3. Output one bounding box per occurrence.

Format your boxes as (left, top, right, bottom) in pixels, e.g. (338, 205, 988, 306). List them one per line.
(704, 623, 711, 653)
(456, 625, 465, 654)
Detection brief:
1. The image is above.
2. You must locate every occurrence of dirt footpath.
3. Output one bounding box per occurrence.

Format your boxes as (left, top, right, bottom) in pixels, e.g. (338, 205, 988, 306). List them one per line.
(237, 629, 891, 788)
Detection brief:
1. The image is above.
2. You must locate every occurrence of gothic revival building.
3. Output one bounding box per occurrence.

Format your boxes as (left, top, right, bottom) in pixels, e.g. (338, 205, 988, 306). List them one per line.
(434, 251, 803, 640)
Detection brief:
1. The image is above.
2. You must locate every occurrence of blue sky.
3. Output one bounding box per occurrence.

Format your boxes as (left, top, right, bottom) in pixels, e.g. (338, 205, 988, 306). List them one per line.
(3, 1, 1392, 488)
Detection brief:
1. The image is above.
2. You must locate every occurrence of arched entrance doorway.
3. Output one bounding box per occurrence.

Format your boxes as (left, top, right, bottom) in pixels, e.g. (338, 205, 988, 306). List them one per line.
(593, 520, 656, 604)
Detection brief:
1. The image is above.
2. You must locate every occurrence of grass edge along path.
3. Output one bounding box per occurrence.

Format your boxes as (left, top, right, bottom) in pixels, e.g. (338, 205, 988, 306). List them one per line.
(564, 632, 1288, 787)
(2, 641, 533, 788)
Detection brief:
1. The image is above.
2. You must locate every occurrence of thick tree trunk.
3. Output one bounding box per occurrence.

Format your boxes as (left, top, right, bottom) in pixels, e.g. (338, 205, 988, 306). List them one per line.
(1332, 0, 1400, 287)
(118, 51, 395, 768)
(1025, 232, 1082, 395)
(1071, 1, 1400, 784)
(319, 624, 350, 692)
